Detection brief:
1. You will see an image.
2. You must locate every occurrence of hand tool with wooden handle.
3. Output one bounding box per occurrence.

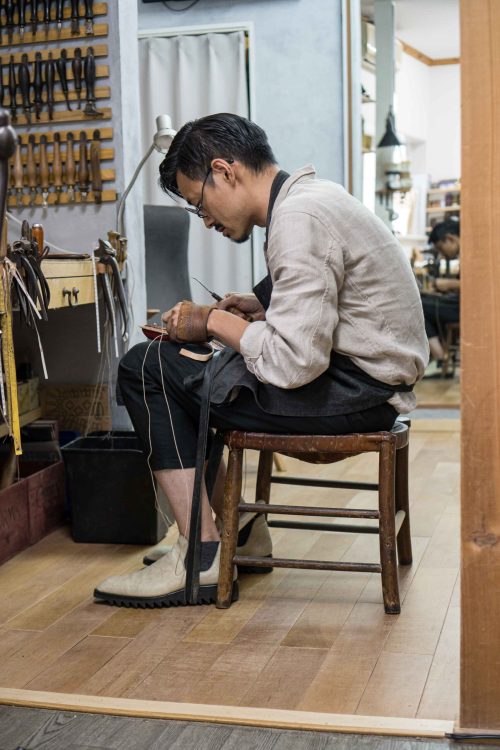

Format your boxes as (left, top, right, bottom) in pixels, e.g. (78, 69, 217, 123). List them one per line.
(12, 140, 24, 208)
(32, 224, 44, 258)
(33, 52, 43, 119)
(18, 0, 27, 40)
(0, 59, 4, 109)
(8, 56, 17, 123)
(5, 0, 14, 43)
(90, 128, 102, 204)
(65, 131, 76, 201)
(43, 0, 51, 37)
(18, 54, 32, 125)
(31, 0, 41, 35)
(70, 0, 79, 34)
(56, 49, 72, 110)
(83, 47, 103, 117)
(84, 0, 94, 34)
(27, 135, 38, 206)
(53, 132, 63, 204)
(72, 47, 83, 110)
(78, 131, 89, 202)
(39, 134, 50, 207)
(45, 53, 56, 120)
(55, 0, 65, 31)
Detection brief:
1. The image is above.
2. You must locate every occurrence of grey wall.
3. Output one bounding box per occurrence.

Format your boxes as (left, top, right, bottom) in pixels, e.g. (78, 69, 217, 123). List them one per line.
(137, 0, 346, 183)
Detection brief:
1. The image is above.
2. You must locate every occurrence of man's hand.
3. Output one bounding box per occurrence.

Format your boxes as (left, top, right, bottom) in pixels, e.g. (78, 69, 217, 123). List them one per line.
(161, 300, 216, 342)
(217, 293, 265, 322)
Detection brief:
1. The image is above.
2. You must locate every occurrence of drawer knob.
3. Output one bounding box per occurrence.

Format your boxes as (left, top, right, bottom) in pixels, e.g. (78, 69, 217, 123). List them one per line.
(62, 287, 73, 307)
(72, 287, 80, 304)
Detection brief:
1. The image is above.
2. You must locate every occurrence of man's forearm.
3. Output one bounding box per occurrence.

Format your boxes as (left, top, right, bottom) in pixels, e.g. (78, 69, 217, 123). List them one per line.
(207, 309, 250, 351)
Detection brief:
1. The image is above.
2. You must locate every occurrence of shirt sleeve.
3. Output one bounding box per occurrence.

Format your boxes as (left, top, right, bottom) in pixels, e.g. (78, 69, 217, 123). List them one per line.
(240, 208, 344, 388)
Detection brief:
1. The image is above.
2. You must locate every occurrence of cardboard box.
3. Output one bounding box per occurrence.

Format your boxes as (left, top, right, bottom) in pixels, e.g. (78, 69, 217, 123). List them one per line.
(41, 383, 111, 433)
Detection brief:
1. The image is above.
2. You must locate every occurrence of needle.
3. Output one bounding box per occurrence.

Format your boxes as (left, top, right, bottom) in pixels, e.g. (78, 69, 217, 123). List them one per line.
(192, 276, 223, 302)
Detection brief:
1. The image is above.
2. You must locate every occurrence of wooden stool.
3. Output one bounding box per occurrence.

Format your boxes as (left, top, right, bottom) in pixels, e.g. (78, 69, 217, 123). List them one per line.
(217, 420, 411, 615)
(441, 321, 460, 378)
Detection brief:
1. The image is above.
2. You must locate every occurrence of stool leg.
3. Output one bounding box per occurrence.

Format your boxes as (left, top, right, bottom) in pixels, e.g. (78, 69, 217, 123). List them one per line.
(217, 447, 243, 609)
(378, 441, 400, 614)
(256, 450, 273, 505)
(395, 442, 413, 565)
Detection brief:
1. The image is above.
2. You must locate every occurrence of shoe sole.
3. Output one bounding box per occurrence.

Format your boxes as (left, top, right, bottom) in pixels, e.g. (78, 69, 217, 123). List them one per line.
(93, 581, 239, 609)
(142, 554, 274, 575)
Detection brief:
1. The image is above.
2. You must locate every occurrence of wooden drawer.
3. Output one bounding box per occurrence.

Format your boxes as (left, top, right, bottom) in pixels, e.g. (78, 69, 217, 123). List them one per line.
(38, 259, 95, 310)
(48, 275, 95, 309)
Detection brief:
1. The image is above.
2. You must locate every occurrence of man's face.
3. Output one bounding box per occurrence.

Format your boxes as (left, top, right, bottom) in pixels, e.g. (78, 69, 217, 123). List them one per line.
(436, 234, 460, 259)
(176, 160, 253, 244)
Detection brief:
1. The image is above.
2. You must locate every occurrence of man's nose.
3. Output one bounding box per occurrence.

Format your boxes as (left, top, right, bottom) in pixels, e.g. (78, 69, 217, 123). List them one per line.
(203, 215, 215, 229)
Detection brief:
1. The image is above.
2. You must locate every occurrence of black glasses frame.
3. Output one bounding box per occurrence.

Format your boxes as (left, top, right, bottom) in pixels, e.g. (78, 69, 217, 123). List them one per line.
(185, 167, 212, 219)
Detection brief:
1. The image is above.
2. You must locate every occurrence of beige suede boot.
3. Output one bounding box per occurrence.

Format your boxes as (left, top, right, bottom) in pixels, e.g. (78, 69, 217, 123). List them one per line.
(94, 536, 237, 608)
(143, 513, 273, 573)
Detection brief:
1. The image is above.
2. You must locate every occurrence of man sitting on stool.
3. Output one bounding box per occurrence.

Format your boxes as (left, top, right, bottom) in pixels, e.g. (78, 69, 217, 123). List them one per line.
(94, 113, 429, 609)
(421, 219, 460, 365)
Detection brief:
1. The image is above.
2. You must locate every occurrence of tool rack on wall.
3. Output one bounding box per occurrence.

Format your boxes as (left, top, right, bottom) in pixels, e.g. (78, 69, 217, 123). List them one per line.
(3, 1, 116, 208)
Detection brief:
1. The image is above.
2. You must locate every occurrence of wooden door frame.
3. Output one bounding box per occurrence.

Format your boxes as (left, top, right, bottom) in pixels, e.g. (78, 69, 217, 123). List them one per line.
(460, 0, 500, 731)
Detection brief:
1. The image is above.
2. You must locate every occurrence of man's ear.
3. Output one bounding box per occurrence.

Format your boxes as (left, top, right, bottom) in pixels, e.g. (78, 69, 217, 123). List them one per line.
(211, 158, 236, 185)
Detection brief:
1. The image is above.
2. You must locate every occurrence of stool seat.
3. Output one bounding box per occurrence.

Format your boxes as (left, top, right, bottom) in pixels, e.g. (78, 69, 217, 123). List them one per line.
(217, 420, 412, 615)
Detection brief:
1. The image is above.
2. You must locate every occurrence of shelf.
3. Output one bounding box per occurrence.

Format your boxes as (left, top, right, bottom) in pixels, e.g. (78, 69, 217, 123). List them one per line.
(362, 96, 376, 103)
(428, 186, 461, 194)
(426, 205, 461, 214)
(0, 407, 43, 440)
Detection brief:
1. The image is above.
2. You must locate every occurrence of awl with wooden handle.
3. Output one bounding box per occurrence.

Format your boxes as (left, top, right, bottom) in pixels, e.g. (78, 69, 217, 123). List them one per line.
(53, 133, 63, 204)
(70, 0, 79, 34)
(56, 49, 72, 111)
(78, 131, 89, 202)
(90, 128, 102, 204)
(18, 54, 32, 125)
(72, 48, 83, 110)
(65, 132, 76, 202)
(45, 53, 56, 120)
(27, 135, 38, 206)
(12, 140, 24, 208)
(33, 52, 43, 119)
(39, 135, 50, 207)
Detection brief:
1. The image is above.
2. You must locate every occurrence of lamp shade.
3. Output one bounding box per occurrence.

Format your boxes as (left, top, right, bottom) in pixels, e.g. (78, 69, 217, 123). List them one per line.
(153, 114, 177, 153)
(377, 107, 402, 148)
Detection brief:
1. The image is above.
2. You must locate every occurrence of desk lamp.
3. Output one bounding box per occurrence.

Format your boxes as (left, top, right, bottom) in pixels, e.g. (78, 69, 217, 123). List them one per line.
(116, 114, 177, 235)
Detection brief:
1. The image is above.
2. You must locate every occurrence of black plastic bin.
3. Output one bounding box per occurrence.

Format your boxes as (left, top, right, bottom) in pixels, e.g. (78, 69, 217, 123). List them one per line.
(62, 433, 167, 544)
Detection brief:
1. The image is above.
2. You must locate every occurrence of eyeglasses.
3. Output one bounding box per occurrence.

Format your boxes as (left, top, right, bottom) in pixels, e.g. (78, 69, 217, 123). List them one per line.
(185, 167, 212, 219)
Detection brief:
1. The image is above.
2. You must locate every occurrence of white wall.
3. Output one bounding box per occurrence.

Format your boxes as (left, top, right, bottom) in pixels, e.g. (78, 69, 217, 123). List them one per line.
(395, 53, 460, 182)
(427, 64, 461, 182)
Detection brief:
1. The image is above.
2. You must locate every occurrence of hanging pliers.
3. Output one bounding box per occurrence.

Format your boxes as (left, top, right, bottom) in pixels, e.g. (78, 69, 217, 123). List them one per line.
(95, 238, 129, 342)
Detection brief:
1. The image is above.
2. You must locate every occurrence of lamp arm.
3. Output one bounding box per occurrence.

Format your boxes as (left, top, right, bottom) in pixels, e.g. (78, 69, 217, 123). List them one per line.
(116, 142, 155, 235)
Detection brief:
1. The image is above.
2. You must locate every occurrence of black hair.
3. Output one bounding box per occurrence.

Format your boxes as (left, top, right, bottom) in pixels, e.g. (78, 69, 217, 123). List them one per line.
(159, 113, 277, 197)
(428, 218, 460, 246)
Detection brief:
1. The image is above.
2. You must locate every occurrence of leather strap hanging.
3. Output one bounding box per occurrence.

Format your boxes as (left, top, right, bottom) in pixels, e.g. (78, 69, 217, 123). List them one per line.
(184, 169, 289, 605)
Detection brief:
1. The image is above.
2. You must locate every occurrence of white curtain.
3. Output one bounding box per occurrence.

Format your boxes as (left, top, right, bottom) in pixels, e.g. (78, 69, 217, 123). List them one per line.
(138, 32, 252, 303)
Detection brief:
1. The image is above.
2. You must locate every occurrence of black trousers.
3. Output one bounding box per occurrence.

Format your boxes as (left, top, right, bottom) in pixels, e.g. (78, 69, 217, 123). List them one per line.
(421, 293, 459, 339)
(117, 341, 398, 471)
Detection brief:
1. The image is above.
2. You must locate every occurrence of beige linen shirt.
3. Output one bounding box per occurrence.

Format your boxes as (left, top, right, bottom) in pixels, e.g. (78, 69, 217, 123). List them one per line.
(239, 166, 429, 413)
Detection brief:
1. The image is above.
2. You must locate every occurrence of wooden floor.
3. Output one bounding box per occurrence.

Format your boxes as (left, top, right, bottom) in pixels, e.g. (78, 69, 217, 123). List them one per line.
(0, 705, 475, 750)
(0, 421, 460, 722)
(413, 370, 460, 409)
